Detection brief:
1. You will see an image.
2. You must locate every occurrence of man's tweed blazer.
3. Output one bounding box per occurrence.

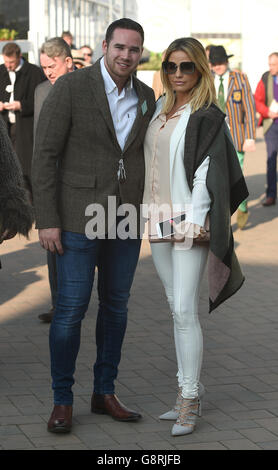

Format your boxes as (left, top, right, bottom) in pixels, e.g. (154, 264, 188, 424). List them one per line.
(32, 59, 156, 234)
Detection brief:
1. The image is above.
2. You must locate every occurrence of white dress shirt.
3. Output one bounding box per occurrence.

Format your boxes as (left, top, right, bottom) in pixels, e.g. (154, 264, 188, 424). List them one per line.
(7, 58, 24, 123)
(214, 69, 230, 102)
(144, 101, 211, 247)
(100, 57, 138, 150)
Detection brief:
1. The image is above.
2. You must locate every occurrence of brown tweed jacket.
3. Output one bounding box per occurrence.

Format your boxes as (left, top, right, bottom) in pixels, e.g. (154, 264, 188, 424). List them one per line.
(32, 60, 156, 234)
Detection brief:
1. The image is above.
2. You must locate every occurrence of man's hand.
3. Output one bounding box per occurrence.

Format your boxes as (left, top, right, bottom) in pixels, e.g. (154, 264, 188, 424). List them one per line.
(0, 101, 4, 112)
(0, 229, 17, 244)
(39, 228, 64, 255)
(3, 100, 22, 112)
(243, 139, 256, 152)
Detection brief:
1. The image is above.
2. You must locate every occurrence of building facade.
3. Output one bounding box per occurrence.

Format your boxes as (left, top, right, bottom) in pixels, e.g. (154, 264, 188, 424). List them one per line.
(0, 0, 138, 64)
(137, 0, 278, 91)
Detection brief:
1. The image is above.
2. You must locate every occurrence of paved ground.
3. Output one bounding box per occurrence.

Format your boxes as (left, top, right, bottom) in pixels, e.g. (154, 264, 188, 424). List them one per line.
(1, 129, 278, 451)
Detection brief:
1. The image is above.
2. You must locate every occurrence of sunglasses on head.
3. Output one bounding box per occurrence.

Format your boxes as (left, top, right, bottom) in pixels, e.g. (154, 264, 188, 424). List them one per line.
(162, 61, 196, 75)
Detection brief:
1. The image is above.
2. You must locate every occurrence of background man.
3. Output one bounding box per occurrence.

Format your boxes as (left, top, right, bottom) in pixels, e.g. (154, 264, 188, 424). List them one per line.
(209, 45, 256, 229)
(33, 37, 74, 324)
(0, 42, 45, 198)
(254, 52, 278, 206)
(61, 31, 76, 49)
(80, 45, 94, 66)
(32, 18, 156, 434)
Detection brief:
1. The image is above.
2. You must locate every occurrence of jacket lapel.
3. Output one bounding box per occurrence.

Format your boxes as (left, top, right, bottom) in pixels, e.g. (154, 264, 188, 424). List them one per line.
(89, 60, 121, 150)
(227, 71, 235, 104)
(89, 61, 149, 154)
(169, 104, 191, 186)
(123, 76, 148, 153)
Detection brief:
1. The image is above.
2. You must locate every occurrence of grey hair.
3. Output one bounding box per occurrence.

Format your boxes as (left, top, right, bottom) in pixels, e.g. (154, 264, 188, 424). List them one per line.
(40, 37, 72, 60)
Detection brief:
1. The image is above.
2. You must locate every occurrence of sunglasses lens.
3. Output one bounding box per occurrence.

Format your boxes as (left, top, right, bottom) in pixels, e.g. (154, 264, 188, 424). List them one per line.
(180, 62, 195, 74)
(163, 61, 195, 74)
(163, 61, 177, 74)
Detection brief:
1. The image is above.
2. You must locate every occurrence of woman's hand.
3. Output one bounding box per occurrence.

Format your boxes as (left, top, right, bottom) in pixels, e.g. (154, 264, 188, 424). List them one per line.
(195, 227, 210, 242)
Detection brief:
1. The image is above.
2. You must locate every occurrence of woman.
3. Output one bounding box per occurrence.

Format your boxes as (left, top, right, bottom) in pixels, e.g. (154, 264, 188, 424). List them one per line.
(143, 38, 248, 436)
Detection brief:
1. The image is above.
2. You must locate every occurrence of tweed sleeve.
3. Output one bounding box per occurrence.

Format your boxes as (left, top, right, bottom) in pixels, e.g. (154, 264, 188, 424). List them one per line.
(32, 75, 72, 229)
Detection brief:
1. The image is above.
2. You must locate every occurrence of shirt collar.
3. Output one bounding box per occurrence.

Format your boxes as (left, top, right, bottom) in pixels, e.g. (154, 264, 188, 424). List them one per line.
(158, 102, 189, 122)
(15, 58, 24, 72)
(215, 69, 230, 81)
(100, 57, 133, 95)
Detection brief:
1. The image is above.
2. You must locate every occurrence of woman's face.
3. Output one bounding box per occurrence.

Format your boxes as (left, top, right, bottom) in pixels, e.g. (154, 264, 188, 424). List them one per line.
(166, 50, 200, 97)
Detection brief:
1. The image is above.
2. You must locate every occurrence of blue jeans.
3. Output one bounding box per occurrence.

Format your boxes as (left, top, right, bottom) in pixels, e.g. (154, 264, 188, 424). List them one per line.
(265, 123, 278, 199)
(49, 231, 141, 405)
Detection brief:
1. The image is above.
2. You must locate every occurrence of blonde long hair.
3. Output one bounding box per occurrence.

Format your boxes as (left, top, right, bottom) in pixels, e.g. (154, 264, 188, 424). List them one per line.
(161, 37, 217, 114)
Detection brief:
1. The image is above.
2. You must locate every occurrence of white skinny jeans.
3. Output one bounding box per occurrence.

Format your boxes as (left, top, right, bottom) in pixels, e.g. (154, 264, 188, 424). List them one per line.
(151, 242, 209, 399)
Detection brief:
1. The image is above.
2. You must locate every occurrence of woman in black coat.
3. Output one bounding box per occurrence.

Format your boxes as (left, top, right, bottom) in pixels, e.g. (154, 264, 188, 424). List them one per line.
(0, 116, 33, 263)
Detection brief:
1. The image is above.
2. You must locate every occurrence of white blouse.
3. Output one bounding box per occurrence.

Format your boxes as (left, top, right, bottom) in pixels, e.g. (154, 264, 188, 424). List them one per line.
(143, 102, 211, 248)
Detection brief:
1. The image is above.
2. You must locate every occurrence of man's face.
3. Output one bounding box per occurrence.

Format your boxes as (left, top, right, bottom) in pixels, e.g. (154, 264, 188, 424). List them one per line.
(40, 53, 73, 84)
(63, 35, 72, 47)
(269, 55, 278, 76)
(211, 62, 228, 76)
(102, 28, 143, 86)
(3, 54, 21, 71)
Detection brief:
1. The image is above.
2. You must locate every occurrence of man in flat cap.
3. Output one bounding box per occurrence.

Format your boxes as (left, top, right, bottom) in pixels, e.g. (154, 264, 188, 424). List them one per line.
(209, 45, 256, 229)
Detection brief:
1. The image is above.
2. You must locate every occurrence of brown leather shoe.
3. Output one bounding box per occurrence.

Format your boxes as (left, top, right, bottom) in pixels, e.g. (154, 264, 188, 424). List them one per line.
(47, 405, 72, 433)
(263, 197, 276, 206)
(38, 307, 55, 323)
(91, 393, 142, 422)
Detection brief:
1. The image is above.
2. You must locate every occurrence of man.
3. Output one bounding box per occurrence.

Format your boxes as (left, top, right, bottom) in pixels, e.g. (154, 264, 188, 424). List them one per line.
(61, 31, 76, 49)
(209, 46, 256, 229)
(0, 42, 45, 197)
(80, 45, 94, 66)
(71, 49, 87, 68)
(254, 52, 278, 206)
(33, 37, 74, 324)
(32, 18, 156, 433)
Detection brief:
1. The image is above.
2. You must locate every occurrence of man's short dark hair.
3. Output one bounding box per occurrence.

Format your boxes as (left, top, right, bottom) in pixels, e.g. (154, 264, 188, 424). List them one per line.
(105, 18, 144, 46)
(2, 42, 21, 57)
